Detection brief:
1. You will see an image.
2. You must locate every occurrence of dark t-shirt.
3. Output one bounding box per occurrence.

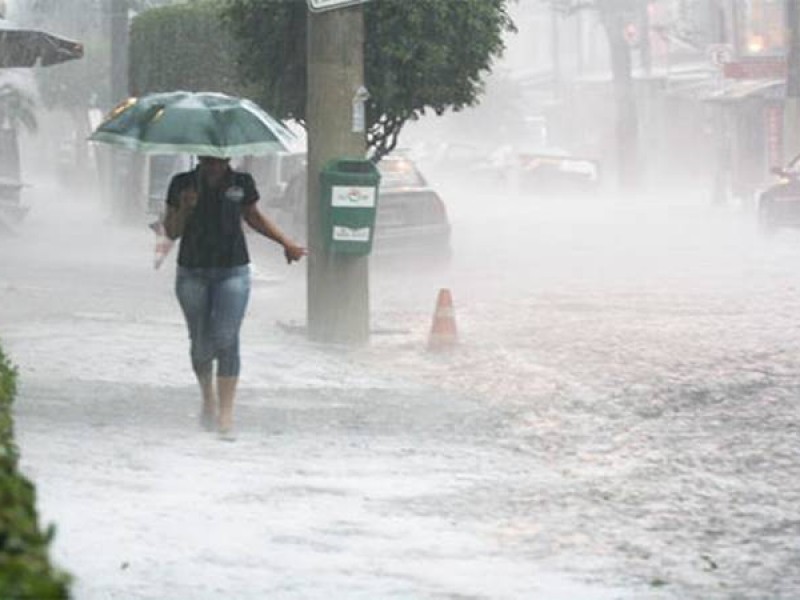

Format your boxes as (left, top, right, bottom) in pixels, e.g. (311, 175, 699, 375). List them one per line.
(166, 168, 259, 268)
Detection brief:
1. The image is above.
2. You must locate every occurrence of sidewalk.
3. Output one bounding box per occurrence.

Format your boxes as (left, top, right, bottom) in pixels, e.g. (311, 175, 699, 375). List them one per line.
(0, 185, 633, 599)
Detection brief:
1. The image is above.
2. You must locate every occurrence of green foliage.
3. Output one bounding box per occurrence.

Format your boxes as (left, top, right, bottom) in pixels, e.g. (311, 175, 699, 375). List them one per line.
(220, 0, 304, 120)
(130, 0, 514, 159)
(222, 0, 516, 159)
(0, 344, 71, 600)
(129, 1, 245, 98)
(364, 0, 515, 157)
(0, 347, 16, 460)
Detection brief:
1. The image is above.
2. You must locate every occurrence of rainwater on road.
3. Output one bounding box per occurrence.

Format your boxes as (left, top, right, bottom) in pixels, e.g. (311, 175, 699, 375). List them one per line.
(370, 178, 800, 599)
(1, 176, 799, 599)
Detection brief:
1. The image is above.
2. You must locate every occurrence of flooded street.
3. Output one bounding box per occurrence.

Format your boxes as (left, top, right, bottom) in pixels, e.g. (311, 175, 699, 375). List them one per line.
(1, 179, 799, 599)
(370, 180, 800, 598)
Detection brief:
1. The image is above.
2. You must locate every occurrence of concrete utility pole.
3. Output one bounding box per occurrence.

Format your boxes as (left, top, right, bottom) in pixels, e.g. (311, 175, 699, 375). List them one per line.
(110, 0, 129, 106)
(109, 0, 138, 221)
(639, 0, 652, 77)
(550, 5, 561, 96)
(785, 0, 800, 161)
(306, 5, 369, 344)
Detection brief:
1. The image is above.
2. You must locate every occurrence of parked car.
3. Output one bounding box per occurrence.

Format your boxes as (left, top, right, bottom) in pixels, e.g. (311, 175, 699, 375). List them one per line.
(421, 140, 601, 195)
(515, 151, 601, 193)
(758, 155, 800, 231)
(274, 155, 451, 260)
(373, 155, 451, 258)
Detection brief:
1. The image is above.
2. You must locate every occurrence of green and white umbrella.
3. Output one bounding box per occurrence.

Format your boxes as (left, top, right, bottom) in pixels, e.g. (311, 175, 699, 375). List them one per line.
(89, 91, 296, 158)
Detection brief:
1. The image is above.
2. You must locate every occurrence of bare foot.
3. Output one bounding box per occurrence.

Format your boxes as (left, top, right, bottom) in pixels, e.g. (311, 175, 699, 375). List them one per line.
(217, 427, 237, 442)
(218, 410, 235, 441)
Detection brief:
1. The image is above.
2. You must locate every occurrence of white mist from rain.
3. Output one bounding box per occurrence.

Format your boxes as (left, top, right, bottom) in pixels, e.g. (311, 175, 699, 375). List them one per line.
(2, 1, 800, 598)
(360, 13, 800, 593)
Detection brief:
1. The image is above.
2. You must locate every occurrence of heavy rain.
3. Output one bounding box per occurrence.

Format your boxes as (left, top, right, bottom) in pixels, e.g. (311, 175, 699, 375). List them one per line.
(1, 0, 799, 599)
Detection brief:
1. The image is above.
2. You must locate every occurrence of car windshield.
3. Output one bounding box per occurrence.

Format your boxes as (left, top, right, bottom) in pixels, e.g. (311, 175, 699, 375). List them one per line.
(378, 158, 427, 188)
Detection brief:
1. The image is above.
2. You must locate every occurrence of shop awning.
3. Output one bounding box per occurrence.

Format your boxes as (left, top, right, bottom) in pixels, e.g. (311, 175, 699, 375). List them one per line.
(702, 79, 784, 103)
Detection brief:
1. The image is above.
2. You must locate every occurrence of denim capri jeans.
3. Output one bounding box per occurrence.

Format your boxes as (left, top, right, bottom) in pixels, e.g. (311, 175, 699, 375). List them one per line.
(175, 265, 251, 378)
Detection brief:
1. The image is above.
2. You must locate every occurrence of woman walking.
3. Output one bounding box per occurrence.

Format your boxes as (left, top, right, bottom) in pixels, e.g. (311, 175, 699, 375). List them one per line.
(163, 156, 306, 440)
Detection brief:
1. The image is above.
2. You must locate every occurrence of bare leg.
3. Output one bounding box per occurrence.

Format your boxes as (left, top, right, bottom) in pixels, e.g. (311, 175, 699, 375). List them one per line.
(217, 376, 238, 439)
(210, 267, 249, 440)
(176, 269, 217, 431)
(198, 370, 216, 431)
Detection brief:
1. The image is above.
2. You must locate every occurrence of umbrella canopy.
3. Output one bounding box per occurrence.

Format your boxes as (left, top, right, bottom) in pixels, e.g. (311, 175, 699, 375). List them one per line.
(89, 91, 297, 158)
(0, 19, 83, 68)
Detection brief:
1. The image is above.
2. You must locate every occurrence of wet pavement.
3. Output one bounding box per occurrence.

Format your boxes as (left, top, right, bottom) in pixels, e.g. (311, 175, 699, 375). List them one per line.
(2, 179, 799, 598)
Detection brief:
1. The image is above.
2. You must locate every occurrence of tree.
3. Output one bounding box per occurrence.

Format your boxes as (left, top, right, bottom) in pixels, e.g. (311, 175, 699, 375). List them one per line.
(552, 0, 639, 188)
(129, 1, 244, 97)
(222, 0, 516, 161)
(597, 0, 639, 192)
(552, 0, 716, 192)
(550, 0, 640, 191)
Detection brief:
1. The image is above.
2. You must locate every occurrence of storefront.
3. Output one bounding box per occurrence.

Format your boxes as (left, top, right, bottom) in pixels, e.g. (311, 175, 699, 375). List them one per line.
(705, 79, 784, 205)
(699, 0, 788, 205)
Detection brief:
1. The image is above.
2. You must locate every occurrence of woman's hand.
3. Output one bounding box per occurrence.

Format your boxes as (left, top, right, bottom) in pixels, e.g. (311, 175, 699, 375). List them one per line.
(283, 241, 308, 264)
(242, 204, 307, 263)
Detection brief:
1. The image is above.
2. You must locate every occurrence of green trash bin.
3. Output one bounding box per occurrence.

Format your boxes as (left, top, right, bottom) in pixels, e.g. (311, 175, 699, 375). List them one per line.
(320, 158, 381, 255)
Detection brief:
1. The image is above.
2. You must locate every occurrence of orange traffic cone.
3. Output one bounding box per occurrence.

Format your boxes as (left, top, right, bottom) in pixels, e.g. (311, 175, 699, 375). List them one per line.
(428, 288, 458, 351)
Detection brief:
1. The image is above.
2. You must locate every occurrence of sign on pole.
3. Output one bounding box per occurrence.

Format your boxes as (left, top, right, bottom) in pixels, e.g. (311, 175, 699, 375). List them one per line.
(307, 0, 369, 12)
(707, 44, 733, 69)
